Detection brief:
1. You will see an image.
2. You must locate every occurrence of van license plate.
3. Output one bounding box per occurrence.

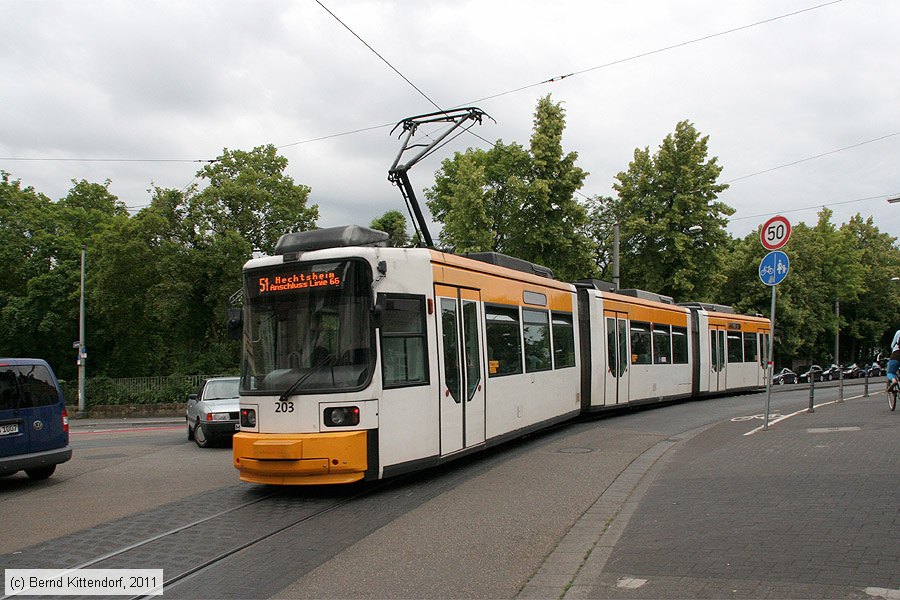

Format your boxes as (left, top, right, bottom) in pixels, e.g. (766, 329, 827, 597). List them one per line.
(0, 424, 19, 435)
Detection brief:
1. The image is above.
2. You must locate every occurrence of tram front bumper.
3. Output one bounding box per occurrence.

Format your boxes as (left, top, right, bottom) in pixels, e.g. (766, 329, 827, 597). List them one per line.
(232, 430, 368, 485)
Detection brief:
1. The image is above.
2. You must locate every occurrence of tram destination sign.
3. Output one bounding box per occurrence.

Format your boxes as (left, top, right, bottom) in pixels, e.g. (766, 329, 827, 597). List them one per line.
(760, 215, 791, 251)
(256, 270, 342, 295)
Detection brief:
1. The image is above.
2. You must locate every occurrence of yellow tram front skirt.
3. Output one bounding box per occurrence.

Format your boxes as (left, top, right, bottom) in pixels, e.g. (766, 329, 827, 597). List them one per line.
(233, 430, 368, 485)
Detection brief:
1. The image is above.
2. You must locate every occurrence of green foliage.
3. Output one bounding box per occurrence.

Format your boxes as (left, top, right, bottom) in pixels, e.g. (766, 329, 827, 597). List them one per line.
(506, 96, 594, 281)
(2, 127, 898, 392)
(192, 145, 319, 254)
(427, 142, 530, 252)
(426, 95, 594, 280)
(0, 174, 124, 378)
(717, 208, 900, 366)
(0, 145, 317, 389)
(370, 210, 411, 247)
(603, 120, 733, 302)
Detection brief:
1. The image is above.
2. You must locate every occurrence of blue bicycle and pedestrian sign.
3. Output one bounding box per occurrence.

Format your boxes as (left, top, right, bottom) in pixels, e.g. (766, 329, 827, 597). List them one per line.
(759, 250, 789, 286)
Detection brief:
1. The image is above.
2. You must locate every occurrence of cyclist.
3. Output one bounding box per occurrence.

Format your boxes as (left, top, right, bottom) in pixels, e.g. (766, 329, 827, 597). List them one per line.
(887, 330, 900, 391)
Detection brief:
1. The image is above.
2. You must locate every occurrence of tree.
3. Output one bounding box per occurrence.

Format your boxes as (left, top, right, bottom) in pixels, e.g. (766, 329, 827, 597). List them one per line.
(840, 215, 900, 359)
(425, 95, 593, 280)
(505, 96, 593, 281)
(603, 120, 732, 301)
(427, 142, 530, 252)
(0, 175, 126, 379)
(429, 153, 495, 253)
(370, 210, 411, 247)
(717, 209, 881, 367)
(90, 186, 250, 377)
(191, 145, 319, 254)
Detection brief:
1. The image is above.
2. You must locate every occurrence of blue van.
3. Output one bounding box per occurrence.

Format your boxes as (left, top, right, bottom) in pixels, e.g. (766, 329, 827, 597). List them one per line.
(0, 358, 72, 479)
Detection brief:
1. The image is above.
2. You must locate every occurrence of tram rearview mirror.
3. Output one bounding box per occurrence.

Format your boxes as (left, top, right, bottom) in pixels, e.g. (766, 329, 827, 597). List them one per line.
(226, 308, 243, 340)
(371, 303, 384, 329)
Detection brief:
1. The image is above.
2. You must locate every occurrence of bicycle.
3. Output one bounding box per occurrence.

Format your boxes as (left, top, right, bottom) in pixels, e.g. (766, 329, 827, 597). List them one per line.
(888, 378, 898, 411)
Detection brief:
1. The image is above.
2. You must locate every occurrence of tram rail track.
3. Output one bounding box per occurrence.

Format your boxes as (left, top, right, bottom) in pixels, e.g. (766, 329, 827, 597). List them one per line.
(124, 480, 396, 600)
(0, 479, 398, 600)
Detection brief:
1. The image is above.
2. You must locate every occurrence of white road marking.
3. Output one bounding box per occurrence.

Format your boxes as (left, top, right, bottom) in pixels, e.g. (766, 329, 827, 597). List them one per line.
(865, 587, 900, 599)
(743, 394, 865, 436)
(616, 577, 647, 589)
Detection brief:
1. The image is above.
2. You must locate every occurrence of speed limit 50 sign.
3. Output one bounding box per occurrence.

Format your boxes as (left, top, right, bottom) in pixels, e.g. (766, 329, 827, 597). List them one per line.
(760, 215, 791, 250)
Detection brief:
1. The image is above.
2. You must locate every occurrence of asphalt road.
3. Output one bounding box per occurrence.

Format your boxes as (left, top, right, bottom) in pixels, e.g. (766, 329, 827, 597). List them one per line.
(0, 421, 236, 554)
(1, 379, 891, 599)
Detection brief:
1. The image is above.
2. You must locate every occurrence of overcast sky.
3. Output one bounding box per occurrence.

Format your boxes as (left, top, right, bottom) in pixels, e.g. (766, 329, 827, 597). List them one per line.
(2, 0, 898, 242)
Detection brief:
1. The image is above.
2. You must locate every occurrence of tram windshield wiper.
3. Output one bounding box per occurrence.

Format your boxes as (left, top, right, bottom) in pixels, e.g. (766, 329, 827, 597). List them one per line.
(277, 353, 338, 403)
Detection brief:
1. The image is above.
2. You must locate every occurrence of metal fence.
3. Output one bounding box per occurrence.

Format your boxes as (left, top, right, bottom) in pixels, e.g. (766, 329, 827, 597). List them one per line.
(59, 374, 237, 406)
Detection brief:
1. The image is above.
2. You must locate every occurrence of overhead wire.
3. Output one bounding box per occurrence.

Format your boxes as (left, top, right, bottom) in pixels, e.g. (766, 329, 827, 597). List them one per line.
(723, 131, 900, 183)
(465, 0, 843, 106)
(2, 1, 845, 163)
(4, 0, 881, 224)
(728, 194, 895, 222)
(313, 0, 444, 113)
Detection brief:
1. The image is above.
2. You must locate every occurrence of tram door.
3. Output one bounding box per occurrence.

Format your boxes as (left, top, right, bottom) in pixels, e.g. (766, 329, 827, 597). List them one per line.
(709, 327, 726, 391)
(603, 312, 630, 405)
(435, 286, 486, 455)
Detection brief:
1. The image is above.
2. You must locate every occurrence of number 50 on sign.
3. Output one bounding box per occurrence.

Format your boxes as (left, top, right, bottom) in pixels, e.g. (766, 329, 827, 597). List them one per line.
(760, 215, 791, 250)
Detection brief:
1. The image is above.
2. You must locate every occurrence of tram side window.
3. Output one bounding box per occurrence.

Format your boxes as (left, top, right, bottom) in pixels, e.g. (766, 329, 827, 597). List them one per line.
(630, 321, 652, 365)
(672, 326, 689, 364)
(523, 309, 552, 372)
(759, 333, 769, 368)
(380, 295, 428, 388)
(743, 332, 758, 363)
(727, 331, 743, 363)
(552, 312, 576, 368)
(652, 324, 671, 364)
(486, 306, 523, 377)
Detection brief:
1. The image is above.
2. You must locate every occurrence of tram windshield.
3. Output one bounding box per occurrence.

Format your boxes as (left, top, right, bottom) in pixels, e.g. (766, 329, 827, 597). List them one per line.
(240, 259, 374, 394)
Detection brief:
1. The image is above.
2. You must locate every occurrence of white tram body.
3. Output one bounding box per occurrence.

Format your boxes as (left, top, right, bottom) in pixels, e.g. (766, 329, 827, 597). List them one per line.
(232, 226, 769, 485)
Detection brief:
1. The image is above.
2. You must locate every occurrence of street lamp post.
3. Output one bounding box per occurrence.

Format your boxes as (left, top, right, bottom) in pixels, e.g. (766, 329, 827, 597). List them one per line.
(612, 222, 620, 290)
(77, 245, 86, 417)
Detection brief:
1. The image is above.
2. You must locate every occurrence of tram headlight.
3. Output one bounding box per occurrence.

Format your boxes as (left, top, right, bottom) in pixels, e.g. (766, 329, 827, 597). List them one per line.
(241, 408, 256, 428)
(324, 406, 360, 427)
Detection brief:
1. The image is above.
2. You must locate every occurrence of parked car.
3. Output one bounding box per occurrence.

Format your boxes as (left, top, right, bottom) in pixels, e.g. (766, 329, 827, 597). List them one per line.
(0, 358, 71, 479)
(865, 362, 884, 377)
(821, 364, 842, 381)
(773, 368, 798, 385)
(798, 365, 823, 383)
(841, 363, 861, 379)
(186, 377, 240, 448)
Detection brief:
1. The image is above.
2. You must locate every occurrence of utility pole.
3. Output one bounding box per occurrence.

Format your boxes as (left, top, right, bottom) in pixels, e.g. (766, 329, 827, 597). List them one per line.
(77, 245, 86, 417)
(612, 222, 620, 290)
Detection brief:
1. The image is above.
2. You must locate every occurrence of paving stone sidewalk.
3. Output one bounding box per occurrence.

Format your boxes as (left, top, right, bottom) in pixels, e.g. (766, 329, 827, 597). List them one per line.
(520, 394, 899, 600)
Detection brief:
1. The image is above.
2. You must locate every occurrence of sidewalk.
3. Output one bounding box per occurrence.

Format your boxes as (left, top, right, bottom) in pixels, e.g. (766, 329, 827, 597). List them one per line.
(520, 392, 900, 599)
(68, 415, 183, 429)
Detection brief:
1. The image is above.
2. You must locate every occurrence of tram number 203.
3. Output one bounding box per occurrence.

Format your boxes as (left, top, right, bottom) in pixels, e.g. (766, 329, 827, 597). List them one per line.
(275, 401, 295, 413)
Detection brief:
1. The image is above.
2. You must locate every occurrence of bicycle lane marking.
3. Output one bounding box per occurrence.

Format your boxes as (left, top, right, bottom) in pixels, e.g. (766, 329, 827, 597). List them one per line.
(742, 393, 865, 436)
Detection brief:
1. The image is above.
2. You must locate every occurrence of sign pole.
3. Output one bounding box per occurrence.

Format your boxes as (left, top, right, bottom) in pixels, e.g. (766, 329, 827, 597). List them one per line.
(758, 215, 792, 432)
(764, 284, 776, 431)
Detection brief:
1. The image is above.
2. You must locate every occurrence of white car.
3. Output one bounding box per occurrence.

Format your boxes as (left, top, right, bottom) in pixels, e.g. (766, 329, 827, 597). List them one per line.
(186, 377, 240, 448)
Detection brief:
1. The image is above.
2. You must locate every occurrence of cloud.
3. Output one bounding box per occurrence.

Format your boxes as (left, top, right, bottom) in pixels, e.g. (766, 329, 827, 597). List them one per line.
(1, 0, 898, 239)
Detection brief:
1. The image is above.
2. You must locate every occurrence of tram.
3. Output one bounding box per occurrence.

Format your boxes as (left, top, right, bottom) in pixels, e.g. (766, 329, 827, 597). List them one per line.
(231, 225, 770, 485)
